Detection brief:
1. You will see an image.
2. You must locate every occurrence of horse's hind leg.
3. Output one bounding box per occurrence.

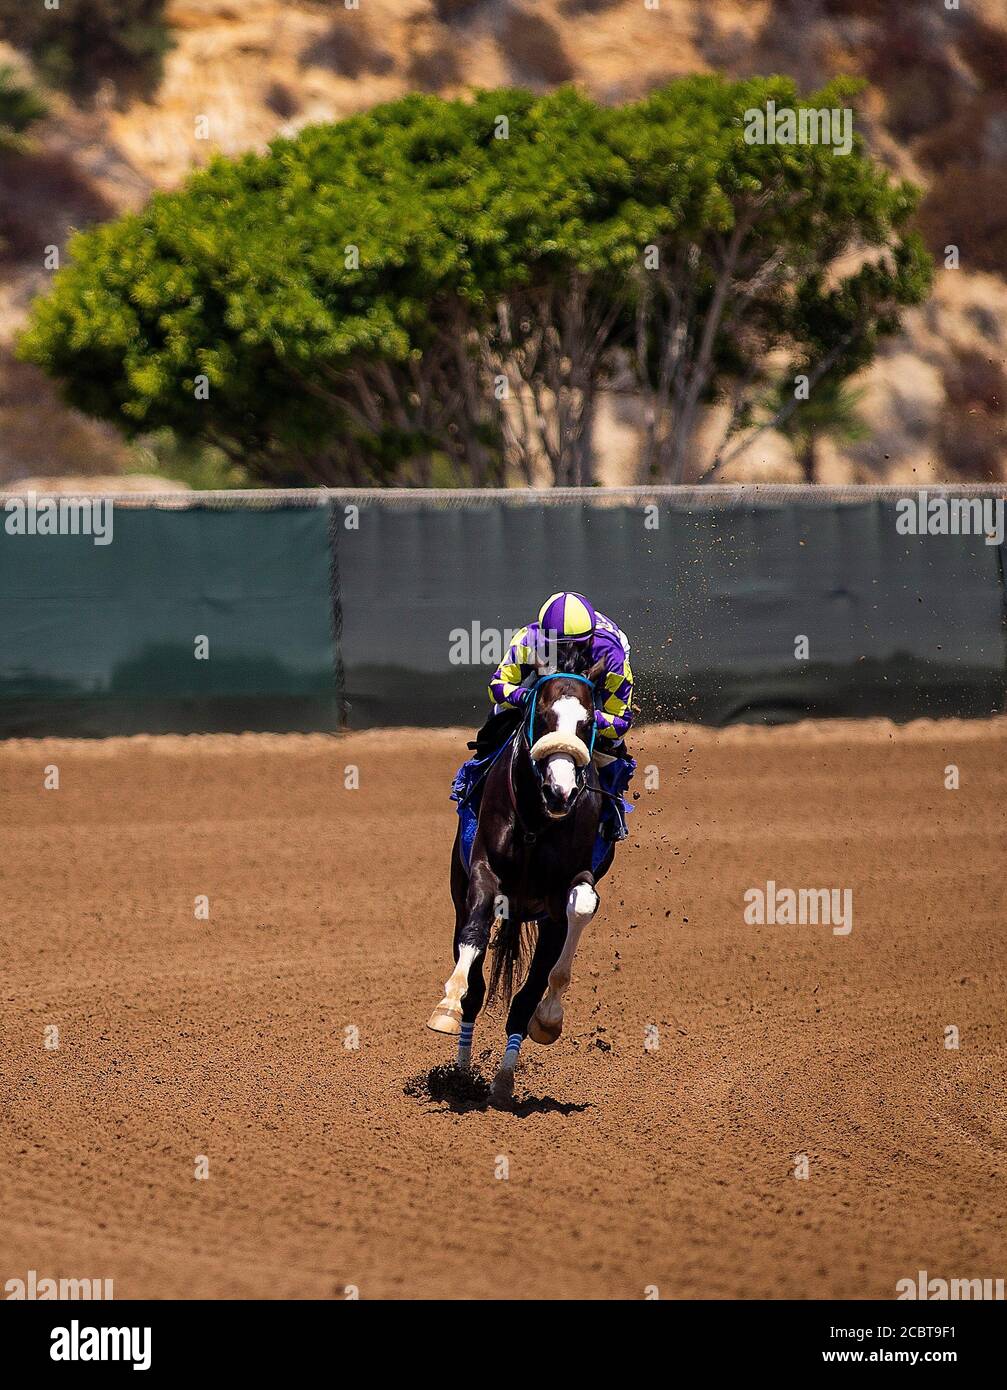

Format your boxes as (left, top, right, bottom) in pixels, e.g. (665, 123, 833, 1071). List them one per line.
(529, 873, 599, 1045)
(489, 919, 564, 1105)
(427, 859, 500, 1040)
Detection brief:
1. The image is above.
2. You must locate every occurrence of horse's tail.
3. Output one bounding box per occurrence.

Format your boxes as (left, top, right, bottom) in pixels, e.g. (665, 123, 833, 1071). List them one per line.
(488, 911, 533, 1005)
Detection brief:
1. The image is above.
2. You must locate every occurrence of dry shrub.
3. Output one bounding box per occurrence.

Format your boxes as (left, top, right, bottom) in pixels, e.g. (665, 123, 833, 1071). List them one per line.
(558, 0, 623, 14)
(958, 15, 1007, 91)
(501, 5, 576, 85)
(863, 19, 957, 141)
(944, 350, 1005, 417)
(821, 0, 901, 17)
(882, 65, 956, 142)
(264, 83, 299, 120)
(408, 40, 463, 92)
(433, 0, 483, 19)
(937, 349, 1007, 482)
(0, 149, 112, 266)
(918, 164, 1007, 277)
(301, 18, 394, 79)
(0, 355, 133, 484)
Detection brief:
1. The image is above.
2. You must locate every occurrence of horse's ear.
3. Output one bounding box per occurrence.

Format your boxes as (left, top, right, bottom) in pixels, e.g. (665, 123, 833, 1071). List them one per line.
(587, 657, 606, 690)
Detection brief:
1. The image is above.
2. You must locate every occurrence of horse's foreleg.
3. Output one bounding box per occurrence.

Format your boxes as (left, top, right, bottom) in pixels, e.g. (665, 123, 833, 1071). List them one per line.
(456, 949, 486, 1067)
(488, 920, 564, 1104)
(529, 875, 599, 1044)
(505, 919, 565, 1039)
(427, 861, 500, 1039)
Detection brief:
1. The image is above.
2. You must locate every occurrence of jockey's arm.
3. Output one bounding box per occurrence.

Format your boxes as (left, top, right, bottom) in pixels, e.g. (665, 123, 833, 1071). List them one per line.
(488, 626, 536, 711)
(594, 656, 634, 744)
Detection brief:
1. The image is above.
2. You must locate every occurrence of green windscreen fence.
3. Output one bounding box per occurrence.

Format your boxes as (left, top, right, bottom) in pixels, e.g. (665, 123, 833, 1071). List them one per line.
(334, 491, 1007, 728)
(0, 501, 337, 736)
(0, 487, 1004, 736)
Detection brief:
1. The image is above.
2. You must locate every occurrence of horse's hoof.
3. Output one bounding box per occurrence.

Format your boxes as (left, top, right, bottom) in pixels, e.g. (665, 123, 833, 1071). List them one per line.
(427, 1002, 463, 1035)
(489, 1068, 515, 1108)
(528, 1006, 562, 1045)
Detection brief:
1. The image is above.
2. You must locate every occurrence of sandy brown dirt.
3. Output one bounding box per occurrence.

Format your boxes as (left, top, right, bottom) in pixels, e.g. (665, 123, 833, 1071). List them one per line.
(1, 720, 1005, 1300)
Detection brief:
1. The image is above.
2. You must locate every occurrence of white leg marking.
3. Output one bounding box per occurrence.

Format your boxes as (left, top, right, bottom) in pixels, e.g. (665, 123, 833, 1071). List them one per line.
(443, 943, 479, 1010)
(537, 883, 598, 1027)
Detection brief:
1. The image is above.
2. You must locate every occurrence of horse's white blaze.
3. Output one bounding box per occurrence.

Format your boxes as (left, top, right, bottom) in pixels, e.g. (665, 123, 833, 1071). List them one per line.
(546, 753, 576, 797)
(552, 695, 586, 739)
(544, 695, 588, 800)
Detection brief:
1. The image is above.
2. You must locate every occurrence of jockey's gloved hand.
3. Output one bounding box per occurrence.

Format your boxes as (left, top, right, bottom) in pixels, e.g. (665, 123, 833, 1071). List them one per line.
(593, 709, 608, 732)
(513, 687, 532, 707)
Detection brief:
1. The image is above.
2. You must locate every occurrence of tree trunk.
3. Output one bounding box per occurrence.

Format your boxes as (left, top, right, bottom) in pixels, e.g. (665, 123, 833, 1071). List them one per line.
(800, 433, 818, 484)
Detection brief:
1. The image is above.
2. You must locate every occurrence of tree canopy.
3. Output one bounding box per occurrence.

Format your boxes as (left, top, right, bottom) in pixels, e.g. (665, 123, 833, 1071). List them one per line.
(20, 76, 932, 485)
(0, 64, 47, 153)
(0, 0, 171, 102)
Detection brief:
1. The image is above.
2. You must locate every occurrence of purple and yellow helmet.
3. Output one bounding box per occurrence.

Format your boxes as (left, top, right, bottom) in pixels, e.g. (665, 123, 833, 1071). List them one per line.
(538, 591, 597, 642)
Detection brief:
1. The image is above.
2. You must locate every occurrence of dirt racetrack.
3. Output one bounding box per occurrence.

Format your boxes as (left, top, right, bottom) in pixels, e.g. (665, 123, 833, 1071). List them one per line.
(2, 719, 1005, 1301)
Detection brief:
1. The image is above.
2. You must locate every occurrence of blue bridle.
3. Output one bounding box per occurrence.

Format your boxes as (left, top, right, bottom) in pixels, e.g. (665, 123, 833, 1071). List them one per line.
(525, 671, 598, 761)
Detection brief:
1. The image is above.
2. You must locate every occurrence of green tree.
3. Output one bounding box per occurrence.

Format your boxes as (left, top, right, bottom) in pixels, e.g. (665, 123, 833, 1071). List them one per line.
(769, 376, 870, 482)
(19, 78, 932, 488)
(20, 90, 536, 485)
(612, 75, 931, 480)
(0, 65, 47, 152)
(0, 0, 171, 103)
(0, 65, 48, 261)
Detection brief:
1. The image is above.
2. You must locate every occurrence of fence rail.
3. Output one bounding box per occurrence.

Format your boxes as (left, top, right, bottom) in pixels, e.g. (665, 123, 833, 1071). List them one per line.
(4, 483, 1007, 507)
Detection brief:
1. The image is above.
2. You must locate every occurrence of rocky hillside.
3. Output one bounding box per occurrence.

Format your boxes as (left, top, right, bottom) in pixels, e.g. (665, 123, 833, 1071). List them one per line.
(1, 0, 1004, 484)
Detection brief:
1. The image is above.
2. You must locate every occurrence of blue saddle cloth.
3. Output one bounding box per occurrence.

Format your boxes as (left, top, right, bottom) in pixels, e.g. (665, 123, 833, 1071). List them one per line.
(451, 739, 635, 876)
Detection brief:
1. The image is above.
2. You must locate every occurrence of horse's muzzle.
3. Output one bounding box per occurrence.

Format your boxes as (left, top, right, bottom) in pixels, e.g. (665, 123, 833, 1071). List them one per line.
(529, 732, 591, 819)
(542, 779, 578, 818)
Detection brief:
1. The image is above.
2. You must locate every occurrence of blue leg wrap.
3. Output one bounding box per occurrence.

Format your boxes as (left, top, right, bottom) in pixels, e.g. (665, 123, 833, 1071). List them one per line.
(457, 1020, 475, 1066)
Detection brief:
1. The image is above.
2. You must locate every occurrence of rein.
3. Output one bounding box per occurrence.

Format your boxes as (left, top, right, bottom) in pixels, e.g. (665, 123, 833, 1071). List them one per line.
(524, 672, 598, 763)
(508, 673, 599, 838)
(506, 734, 540, 845)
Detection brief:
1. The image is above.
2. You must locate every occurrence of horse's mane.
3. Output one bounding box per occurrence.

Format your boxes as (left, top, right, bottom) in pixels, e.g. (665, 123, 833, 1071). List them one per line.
(553, 639, 592, 677)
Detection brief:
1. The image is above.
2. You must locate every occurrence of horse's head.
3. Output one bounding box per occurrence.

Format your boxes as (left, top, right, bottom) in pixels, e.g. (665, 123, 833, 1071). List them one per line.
(524, 659, 606, 819)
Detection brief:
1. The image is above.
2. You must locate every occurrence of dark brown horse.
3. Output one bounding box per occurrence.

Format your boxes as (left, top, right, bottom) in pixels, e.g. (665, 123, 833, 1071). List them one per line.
(427, 663, 614, 1105)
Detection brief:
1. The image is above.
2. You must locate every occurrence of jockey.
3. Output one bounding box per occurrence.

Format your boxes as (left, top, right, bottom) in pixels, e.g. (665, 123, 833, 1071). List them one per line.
(468, 591, 636, 840)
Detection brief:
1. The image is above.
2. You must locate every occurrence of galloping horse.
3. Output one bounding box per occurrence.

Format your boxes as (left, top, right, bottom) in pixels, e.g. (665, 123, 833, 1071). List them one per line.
(427, 659, 615, 1105)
